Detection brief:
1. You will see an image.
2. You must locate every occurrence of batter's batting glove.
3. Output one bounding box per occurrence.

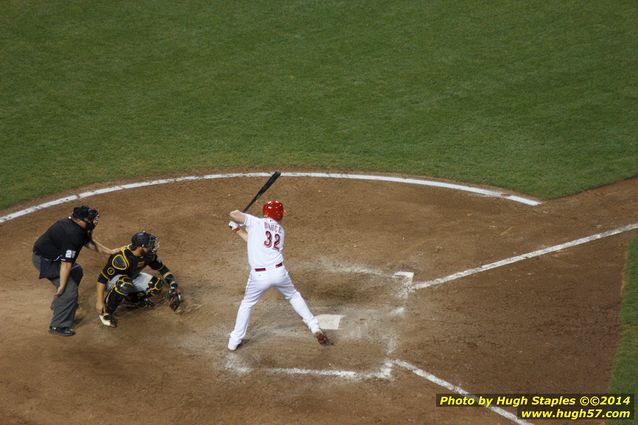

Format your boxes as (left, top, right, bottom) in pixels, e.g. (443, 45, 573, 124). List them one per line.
(228, 221, 241, 233)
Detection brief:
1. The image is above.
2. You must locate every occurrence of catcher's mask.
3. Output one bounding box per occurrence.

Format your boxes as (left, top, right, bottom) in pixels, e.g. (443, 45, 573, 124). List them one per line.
(72, 205, 99, 230)
(131, 231, 159, 253)
(263, 200, 285, 221)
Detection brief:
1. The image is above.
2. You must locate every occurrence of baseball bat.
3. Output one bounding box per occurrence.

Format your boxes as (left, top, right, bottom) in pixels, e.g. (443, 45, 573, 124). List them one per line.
(242, 171, 281, 212)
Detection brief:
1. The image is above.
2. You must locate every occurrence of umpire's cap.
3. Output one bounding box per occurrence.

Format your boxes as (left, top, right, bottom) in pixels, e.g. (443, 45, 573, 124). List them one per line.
(72, 205, 98, 222)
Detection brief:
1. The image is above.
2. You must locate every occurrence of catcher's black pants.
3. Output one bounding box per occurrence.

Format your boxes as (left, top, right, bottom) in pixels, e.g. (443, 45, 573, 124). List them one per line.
(32, 253, 83, 329)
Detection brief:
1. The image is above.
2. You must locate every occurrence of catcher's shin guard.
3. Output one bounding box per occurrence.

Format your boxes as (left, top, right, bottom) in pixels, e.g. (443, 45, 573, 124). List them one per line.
(145, 275, 164, 297)
(105, 276, 133, 314)
(104, 287, 124, 314)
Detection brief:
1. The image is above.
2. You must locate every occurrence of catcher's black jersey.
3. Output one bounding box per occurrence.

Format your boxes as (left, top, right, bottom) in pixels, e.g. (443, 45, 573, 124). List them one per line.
(98, 245, 166, 284)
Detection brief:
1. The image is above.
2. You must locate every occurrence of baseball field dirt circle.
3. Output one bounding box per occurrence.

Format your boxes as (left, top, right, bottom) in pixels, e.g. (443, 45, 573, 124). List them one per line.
(1, 173, 637, 425)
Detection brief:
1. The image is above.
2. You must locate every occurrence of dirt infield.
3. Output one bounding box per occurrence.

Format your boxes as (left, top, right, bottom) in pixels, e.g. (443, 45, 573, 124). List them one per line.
(1, 174, 637, 425)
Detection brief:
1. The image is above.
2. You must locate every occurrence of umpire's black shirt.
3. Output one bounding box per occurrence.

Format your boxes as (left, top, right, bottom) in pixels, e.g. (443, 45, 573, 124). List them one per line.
(33, 218, 92, 263)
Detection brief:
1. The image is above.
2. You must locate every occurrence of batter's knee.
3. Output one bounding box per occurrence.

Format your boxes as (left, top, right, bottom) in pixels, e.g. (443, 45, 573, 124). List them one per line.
(239, 298, 259, 309)
(284, 290, 301, 302)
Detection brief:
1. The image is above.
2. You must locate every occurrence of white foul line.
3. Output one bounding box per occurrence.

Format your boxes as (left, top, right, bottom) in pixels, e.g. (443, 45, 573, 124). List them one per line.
(393, 360, 533, 425)
(0, 172, 541, 224)
(412, 222, 638, 290)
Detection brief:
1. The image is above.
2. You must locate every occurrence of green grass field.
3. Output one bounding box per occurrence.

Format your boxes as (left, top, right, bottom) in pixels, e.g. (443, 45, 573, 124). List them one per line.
(2, 1, 637, 208)
(2, 2, 637, 420)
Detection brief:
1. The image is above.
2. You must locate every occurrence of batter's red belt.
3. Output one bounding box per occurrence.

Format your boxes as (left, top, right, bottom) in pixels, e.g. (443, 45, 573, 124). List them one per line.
(254, 262, 283, 272)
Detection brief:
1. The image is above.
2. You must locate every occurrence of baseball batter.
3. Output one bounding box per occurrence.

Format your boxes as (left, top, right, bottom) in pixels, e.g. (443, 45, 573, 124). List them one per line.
(227, 200, 330, 350)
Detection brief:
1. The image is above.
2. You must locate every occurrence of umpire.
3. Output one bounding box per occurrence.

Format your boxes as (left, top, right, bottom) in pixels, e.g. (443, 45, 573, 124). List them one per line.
(32, 205, 115, 336)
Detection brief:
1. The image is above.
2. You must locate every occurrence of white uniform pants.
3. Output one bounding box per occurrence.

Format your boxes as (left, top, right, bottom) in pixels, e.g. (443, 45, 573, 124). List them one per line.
(229, 266, 319, 346)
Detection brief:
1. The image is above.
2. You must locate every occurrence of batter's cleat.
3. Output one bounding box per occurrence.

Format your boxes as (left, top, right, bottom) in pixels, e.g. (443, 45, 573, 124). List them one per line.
(99, 313, 117, 328)
(228, 341, 242, 351)
(48, 326, 75, 337)
(314, 330, 331, 346)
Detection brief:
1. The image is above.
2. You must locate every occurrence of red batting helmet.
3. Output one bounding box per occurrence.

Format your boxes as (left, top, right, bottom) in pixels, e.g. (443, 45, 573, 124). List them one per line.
(263, 200, 284, 221)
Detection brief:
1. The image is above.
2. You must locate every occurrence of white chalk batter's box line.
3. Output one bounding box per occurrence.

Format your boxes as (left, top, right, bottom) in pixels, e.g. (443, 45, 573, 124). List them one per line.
(224, 357, 531, 425)
(0, 171, 542, 224)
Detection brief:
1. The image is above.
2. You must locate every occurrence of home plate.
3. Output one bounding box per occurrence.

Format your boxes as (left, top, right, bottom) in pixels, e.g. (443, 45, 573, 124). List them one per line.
(317, 314, 343, 330)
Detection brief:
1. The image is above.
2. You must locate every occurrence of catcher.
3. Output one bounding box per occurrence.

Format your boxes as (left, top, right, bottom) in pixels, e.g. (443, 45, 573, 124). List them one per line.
(95, 231, 182, 327)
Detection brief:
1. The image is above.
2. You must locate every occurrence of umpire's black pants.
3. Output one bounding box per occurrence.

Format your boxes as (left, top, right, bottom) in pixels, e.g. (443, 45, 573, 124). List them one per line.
(32, 253, 84, 329)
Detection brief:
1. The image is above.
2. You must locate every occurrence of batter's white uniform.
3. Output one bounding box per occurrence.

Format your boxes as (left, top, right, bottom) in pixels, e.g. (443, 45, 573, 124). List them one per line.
(228, 214, 320, 349)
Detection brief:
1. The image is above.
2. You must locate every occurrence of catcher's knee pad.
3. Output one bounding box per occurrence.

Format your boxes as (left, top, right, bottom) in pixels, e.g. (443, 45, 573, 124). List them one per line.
(105, 276, 133, 314)
(114, 275, 134, 296)
(145, 275, 164, 297)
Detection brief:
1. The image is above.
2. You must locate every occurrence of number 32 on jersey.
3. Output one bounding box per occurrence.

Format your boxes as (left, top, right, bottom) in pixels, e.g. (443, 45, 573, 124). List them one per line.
(264, 231, 281, 250)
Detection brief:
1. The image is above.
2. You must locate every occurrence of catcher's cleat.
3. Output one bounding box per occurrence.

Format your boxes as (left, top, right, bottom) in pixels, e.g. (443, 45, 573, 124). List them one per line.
(314, 330, 331, 346)
(99, 313, 117, 328)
